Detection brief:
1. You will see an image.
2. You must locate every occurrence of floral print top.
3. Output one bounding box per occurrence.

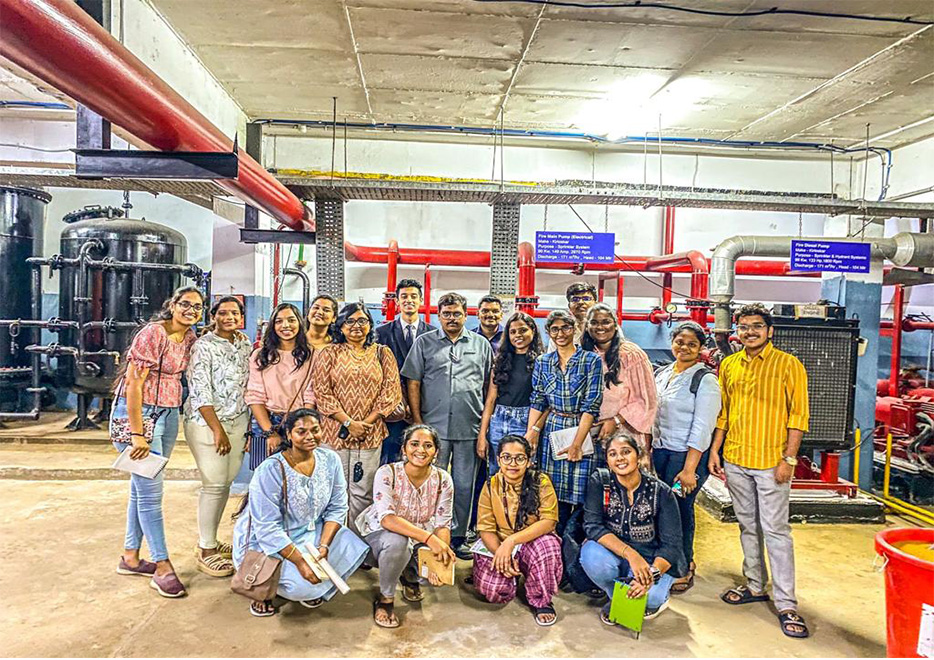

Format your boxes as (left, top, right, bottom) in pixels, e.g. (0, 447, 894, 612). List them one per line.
(123, 322, 197, 408)
(184, 331, 252, 425)
(357, 462, 454, 537)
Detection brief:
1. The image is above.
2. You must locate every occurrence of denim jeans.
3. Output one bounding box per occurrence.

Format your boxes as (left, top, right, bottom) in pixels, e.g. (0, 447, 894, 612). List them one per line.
(652, 447, 709, 567)
(580, 540, 675, 611)
(486, 404, 530, 475)
(111, 397, 179, 562)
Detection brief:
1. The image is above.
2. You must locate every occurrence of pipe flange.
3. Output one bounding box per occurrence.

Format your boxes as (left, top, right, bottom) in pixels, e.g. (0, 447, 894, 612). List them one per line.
(47, 254, 66, 271)
(63, 205, 124, 224)
(515, 296, 540, 304)
(99, 257, 118, 270)
(383, 292, 397, 300)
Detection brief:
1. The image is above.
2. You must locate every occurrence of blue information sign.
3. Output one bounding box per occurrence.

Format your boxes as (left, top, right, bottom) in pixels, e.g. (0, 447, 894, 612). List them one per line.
(790, 240, 871, 273)
(536, 232, 615, 263)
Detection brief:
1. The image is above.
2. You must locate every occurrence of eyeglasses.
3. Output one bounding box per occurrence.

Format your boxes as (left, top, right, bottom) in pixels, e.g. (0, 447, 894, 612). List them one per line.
(737, 323, 768, 332)
(176, 301, 204, 312)
(499, 453, 528, 466)
(343, 318, 371, 328)
(449, 346, 461, 364)
(569, 295, 595, 304)
(548, 325, 574, 335)
(440, 311, 464, 320)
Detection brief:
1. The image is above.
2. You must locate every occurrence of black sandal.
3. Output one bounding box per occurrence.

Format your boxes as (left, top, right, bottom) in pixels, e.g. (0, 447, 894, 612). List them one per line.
(532, 603, 557, 627)
(671, 570, 695, 594)
(720, 585, 769, 606)
(373, 598, 400, 629)
(778, 610, 809, 638)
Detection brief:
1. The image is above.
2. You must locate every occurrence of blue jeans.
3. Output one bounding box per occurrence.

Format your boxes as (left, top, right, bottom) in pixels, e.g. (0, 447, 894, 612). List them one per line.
(579, 540, 674, 611)
(111, 397, 179, 562)
(486, 404, 530, 475)
(652, 447, 709, 567)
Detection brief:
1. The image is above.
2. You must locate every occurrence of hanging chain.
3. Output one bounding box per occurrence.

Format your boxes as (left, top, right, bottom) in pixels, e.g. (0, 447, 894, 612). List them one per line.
(604, 202, 609, 233)
(798, 211, 803, 238)
(543, 203, 549, 231)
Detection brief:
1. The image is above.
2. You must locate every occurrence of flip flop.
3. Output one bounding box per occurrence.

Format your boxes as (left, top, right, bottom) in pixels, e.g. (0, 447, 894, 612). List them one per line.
(401, 582, 424, 602)
(532, 603, 557, 627)
(721, 585, 769, 606)
(373, 599, 400, 629)
(299, 598, 324, 609)
(250, 600, 277, 618)
(778, 610, 810, 639)
(670, 571, 695, 594)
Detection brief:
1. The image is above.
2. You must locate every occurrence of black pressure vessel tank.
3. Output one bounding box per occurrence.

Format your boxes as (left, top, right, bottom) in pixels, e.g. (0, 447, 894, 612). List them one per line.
(0, 186, 50, 392)
(57, 207, 187, 394)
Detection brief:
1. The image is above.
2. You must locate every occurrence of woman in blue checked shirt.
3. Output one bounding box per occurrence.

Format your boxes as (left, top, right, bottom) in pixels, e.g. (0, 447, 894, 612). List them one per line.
(525, 310, 603, 525)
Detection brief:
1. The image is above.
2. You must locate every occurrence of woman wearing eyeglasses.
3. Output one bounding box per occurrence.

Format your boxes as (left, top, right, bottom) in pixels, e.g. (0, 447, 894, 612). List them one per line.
(313, 302, 402, 534)
(110, 286, 203, 598)
(581, 303, 658, 467)
(473, 435, 562, 626)
(526, 310, 604, 525)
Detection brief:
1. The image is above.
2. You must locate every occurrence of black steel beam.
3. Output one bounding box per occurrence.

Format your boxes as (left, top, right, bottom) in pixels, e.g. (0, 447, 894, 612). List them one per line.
(75, 150, 239, 180)
(239, 228, 316, 245)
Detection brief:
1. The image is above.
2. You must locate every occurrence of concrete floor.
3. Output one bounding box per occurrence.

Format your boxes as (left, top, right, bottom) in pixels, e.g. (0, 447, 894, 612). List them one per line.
(0, 444, 903, 658)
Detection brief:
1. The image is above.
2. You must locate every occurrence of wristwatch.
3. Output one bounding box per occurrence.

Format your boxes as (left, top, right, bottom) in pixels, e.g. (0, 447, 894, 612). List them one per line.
(782, 455, 798, 467)
(342, 419, 352, 429)
(650, 566, 661, 585)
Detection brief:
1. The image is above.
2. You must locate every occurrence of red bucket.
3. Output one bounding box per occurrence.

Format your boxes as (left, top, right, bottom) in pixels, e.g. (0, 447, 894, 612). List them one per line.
(875, 528, 934, 658)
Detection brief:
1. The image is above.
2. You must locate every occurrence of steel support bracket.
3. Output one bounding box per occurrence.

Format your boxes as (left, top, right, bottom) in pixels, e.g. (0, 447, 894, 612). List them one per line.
(75, 149, 239, 180)
(239, 229, 316, 245)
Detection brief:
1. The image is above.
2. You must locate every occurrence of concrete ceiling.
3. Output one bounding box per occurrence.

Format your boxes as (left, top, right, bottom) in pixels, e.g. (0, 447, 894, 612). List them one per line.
(148, 0, 934, 149)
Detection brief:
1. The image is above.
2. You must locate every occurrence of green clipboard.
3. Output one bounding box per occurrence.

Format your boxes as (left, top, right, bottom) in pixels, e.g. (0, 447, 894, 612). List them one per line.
(609, 580, 648, 634)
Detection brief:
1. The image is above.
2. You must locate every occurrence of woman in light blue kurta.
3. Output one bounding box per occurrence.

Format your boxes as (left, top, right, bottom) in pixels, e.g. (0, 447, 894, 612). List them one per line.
(232, 408, 368, 616)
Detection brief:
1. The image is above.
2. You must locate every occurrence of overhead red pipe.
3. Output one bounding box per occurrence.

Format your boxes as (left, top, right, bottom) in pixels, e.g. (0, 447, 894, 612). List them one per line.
(0, 0, 311, 230)
(423, 264, 432, 324)
(889, 284, 905, 397)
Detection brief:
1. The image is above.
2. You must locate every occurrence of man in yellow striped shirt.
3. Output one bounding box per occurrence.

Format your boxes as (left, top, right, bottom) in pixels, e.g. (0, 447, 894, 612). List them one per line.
(709, 303, 810, 639)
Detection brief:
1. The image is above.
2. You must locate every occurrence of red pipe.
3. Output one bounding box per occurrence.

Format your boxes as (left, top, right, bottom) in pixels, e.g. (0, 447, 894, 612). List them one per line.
(880, 319, 934, 332)
(517, 242, 537, 313)
(423, 264, 432, 324)
(616, 272, 624, 326)
(343, 241, 811, 278)
(890, 284, 905, 397)
(0, 0, 311, 231)
(661, 207, 676, 308)
(384, 240, 399, 321)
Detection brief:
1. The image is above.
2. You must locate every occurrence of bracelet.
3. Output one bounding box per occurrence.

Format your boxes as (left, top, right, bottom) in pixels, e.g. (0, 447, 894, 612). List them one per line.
(130, 432, 147, 438)
(283, 546, 296, 560)
(531, 425, 542, 433)
(424, 532, 435, 545)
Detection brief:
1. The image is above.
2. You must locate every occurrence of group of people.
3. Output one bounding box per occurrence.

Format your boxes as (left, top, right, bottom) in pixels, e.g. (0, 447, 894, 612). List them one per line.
(110, 278, 811, 639)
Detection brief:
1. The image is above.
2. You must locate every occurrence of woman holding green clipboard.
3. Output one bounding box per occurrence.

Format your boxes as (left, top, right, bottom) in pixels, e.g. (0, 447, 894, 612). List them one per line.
(579, 434, 686, 625)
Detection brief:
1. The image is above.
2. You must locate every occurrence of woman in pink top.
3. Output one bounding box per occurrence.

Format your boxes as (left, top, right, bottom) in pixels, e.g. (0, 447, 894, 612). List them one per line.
(246, 303, 315, 470)
(582, 303, 658, 464)
(110, 286, 202, 598)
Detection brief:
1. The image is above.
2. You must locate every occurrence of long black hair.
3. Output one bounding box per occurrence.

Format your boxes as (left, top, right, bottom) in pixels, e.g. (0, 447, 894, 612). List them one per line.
(333, 302, 376, 347)
(256, 303, 311, 372)
(498, 434, 542, 531)
(581, 302, 621, 387)
(493, 312, 543, 388)
(233, 408, 321, 520)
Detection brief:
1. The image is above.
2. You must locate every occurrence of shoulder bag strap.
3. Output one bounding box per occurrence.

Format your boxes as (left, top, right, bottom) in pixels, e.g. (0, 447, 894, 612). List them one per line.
(284, 356, 315, 415)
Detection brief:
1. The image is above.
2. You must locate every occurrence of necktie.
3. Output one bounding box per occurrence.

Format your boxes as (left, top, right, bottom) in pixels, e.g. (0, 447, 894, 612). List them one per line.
(404, 324, 414, 350)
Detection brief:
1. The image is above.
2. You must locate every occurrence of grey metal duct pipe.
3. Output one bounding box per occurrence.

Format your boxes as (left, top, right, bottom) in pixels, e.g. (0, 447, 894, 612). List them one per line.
(710, 232, 934, 332)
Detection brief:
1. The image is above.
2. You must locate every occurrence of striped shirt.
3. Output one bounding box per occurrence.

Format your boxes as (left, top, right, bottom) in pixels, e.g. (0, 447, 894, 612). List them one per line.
(715, 342, 809, 470)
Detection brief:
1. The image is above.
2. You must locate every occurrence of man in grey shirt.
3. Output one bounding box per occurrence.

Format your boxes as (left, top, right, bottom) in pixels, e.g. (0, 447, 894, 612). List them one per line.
(402, 292, 493, 555)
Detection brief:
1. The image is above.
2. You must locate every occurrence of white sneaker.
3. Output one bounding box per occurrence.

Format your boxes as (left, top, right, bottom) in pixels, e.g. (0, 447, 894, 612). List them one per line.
(644, 599, 670, 620)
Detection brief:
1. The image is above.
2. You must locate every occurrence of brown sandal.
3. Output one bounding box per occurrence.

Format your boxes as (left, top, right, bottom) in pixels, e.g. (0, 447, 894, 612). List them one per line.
(373, 598, 400, 628)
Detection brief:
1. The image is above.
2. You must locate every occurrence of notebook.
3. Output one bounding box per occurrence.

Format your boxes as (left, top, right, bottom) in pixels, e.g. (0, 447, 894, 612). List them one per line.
(112, 446, 169, 479)
(549, 425, 595, 461)
(417, 547, 455, 586)
(609, 580, 648, 633)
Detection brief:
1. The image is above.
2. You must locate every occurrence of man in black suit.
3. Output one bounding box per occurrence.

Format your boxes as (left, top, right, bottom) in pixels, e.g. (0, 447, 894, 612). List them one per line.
(375, 278, 437, 465)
